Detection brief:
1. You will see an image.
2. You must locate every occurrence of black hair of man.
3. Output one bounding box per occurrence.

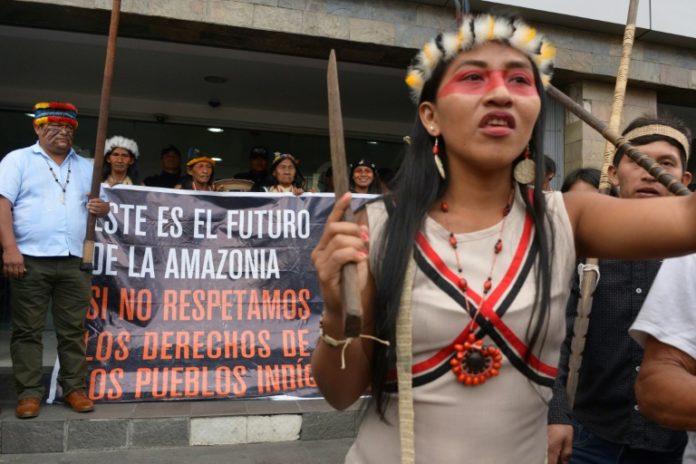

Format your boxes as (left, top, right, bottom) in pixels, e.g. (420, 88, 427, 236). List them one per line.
(560, 167, 601, 193)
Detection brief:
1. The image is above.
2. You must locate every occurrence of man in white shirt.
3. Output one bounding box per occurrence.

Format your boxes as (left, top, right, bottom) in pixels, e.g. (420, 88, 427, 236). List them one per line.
(630, 255, 696, 464)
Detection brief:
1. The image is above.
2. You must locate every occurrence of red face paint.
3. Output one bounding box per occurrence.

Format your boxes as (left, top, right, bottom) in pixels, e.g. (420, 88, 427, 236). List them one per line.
(437, 68, 538, 99)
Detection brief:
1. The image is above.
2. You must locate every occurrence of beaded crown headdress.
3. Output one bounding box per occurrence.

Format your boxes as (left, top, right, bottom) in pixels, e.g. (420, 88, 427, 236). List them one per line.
(405, 14, 556, 103)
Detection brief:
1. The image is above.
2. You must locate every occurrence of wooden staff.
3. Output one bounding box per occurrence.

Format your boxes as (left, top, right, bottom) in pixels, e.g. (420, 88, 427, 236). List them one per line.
(563, 0, 640, 408)
(547, 85, 690, 197)
(81, 0, 122, 271)
(327, 50, 363, 337)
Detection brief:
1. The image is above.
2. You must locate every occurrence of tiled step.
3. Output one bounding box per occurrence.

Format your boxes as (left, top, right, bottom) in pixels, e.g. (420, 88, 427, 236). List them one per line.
(0, 397, 362, 454)
(1, 437, 354, 464)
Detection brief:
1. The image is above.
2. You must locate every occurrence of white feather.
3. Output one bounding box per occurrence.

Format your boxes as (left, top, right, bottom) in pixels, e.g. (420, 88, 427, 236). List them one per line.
(492, 17, 513, 41)
(472, 15, 491, 46)
(458, 16, 474, 50)
(441, 32, 460, 60)
(105, 135, 139, 159)
(422, 39, 443, 72)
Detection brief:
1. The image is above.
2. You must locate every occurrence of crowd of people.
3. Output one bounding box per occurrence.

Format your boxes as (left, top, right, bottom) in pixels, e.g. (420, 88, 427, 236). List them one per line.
(90, 134, 394, 196)
(0, 100, 391, 419)
(2, 9, 696, 464)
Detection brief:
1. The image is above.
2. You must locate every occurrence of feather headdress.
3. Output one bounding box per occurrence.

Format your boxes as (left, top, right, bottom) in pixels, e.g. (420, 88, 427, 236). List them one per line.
(105, 135, 140, 159)
(405, 14, 555, 103)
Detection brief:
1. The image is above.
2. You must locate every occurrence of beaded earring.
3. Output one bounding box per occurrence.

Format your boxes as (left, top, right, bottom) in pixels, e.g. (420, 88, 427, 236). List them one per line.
(433, 137, 446, 180)
(513, 146, 536, 185)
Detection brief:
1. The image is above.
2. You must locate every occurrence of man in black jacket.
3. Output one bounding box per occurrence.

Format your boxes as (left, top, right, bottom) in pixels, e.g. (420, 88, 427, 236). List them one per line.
(234, 146, 270, 192)
(143, 145, 182, 188)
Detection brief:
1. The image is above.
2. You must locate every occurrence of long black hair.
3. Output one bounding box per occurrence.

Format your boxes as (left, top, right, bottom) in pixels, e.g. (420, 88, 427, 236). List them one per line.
(370, 41, 554, 419)
(560, 168, 601, 193)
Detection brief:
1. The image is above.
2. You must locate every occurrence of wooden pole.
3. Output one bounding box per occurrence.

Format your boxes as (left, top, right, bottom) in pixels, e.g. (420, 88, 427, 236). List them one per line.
(81, 0, 121, 271)
(327, 50, 363, 337)
(547, 85, 690, 197)
(564, 0, 640, 408)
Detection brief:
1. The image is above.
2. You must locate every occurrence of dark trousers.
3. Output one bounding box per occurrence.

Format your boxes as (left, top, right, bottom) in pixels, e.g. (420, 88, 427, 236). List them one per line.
(10, 255, 91, 400)
(571, 420, 684, 464)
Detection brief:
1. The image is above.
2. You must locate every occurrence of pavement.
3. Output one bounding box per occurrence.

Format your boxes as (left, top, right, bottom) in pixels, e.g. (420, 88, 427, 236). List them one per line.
(0, 438, 353, 464)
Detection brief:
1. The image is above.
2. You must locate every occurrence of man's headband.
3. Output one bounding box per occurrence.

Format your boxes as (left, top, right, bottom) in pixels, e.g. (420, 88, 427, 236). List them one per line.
(33, 102, 79, 128)
(405, 14, 555, 103)
(186, 148, 215, 167)
(623, 124, 691, 161)
(271, 153, 299, 167)
(187, 156, 215, 167)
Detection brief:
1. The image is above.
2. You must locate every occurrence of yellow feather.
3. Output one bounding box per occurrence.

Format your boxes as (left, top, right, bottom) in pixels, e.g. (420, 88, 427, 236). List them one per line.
(540, 42, 556, 60)
(455, 30, 464, 51)
(422, 44, 432, 62)
(405, 73, 423, 89)
(487, 15, 495, 40)
(523, 27, 537, 45)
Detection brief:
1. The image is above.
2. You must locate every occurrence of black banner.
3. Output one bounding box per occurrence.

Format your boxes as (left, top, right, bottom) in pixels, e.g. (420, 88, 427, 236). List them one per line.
(76, 186, 369, 402)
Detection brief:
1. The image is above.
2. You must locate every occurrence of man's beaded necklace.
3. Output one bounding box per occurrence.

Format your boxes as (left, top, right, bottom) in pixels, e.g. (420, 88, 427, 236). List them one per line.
(44, 156, 72, 204)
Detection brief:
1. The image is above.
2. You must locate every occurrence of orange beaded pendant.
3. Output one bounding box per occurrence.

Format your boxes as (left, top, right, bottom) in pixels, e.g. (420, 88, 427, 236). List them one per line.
(439, 186, 513, 387)
(449, 333, 503, 386)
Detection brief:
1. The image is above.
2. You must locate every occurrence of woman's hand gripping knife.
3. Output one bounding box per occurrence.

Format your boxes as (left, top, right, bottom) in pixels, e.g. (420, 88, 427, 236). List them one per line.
(311, 192, 376, 410)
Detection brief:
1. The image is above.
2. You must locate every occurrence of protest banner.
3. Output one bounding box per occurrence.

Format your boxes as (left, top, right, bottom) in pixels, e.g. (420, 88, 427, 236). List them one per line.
(63, 186, 370, 402)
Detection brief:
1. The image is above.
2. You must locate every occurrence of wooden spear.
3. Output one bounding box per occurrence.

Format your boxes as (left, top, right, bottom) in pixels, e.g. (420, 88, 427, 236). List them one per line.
(81, 0, 122, 271)
(546, 85, 690, 197)
(327, 50, 363, 337)
(563, 0, 639, 408)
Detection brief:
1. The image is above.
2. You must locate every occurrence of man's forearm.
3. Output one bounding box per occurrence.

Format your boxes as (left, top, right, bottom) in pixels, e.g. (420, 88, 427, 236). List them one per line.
(635, 336, 696, 430)
(0, 197, 17, 251)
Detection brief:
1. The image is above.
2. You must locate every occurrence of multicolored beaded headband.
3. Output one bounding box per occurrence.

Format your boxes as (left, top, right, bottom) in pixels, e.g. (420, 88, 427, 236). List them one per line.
(405, 14, 556, 103)
(105, 135, 140, 159)
(623, 124, 691, 161)
(33, 102, 79, 128)
(186, 148, 215, 167)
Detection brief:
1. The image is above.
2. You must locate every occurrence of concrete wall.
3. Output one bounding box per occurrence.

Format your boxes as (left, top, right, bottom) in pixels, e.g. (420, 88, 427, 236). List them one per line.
(12, 0, 696, 93)
(9, 0, 696, 173)
(563, 82, 657, 174)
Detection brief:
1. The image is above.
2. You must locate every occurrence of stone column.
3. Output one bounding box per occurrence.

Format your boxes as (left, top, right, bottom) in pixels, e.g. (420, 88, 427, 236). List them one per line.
(562, 80, 656, 174)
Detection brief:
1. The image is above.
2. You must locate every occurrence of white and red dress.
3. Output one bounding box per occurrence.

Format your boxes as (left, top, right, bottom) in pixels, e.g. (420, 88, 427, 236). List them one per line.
(345, 187, 575, 463)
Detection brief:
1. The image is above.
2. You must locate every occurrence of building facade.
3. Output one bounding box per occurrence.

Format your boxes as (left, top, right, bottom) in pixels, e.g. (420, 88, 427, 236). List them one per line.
(1, 0, 696, 183)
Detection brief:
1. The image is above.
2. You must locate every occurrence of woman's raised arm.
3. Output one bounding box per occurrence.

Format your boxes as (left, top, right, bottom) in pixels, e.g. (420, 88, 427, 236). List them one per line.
(565, 191, 696, 260)
(311, 193, 376, 410)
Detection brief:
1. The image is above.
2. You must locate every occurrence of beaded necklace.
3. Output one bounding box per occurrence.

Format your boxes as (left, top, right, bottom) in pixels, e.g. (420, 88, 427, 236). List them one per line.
(44, 156, 72, 204)
(192, 182, 212, 191)
(439, 187, 514, 386)
(106, 174, 132, 187)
